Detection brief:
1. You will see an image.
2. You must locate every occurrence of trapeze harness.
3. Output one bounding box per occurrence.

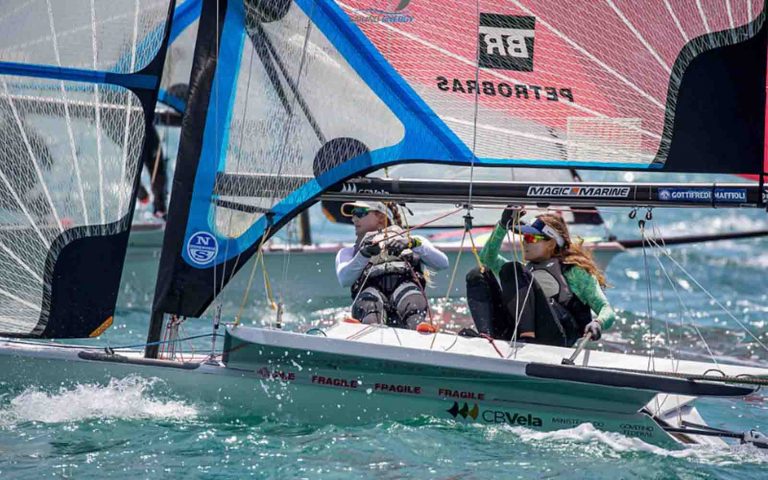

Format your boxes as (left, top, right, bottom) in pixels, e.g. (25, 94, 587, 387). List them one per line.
(350, 241, 427, 328)
(526, 259, 592, 346)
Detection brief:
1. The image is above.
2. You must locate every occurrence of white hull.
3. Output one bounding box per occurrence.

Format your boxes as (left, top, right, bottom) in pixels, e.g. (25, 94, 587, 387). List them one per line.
(2, 322, 764, 449)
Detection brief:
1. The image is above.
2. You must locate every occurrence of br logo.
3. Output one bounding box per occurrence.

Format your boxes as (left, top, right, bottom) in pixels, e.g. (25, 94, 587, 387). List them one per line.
(187, 231, 219, 265)
(478, 14, 536, 71)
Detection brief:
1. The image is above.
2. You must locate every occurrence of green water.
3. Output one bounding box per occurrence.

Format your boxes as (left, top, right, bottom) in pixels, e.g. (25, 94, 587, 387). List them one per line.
(1, 201, 768, 478)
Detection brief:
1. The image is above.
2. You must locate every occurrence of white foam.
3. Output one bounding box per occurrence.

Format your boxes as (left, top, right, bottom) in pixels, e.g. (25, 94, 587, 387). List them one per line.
(0, 376, 197, 425)
(507, 423, 768, 465)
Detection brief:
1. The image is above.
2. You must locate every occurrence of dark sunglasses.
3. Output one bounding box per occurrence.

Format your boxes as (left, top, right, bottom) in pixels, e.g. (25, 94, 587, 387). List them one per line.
(351, 207, 372, 218)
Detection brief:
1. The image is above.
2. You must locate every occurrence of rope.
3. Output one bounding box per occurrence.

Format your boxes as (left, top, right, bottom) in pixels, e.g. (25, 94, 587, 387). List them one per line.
(234, 226, 273, 326)
(443, 226, 468, 299)
(466, 228, 484, 270)
(479, 333, 505, 358)
(260, 249, 277, 312)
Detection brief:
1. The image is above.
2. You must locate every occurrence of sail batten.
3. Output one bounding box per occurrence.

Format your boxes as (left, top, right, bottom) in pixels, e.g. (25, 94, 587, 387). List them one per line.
(0, 0, 175, 338)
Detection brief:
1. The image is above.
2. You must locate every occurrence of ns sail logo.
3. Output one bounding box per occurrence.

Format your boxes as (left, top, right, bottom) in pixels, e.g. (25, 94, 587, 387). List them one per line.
(187, 231, 219, 266)
(478, 13, 536, 71)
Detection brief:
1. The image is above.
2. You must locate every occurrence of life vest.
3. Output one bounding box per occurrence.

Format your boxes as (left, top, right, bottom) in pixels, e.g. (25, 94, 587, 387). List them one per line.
(351, 227, 425, 298)
(526, 259, 593, 346)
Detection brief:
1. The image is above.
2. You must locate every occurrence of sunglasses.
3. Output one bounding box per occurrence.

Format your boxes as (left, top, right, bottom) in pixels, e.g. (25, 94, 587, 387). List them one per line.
(351, 207, 372, 218)
(522, 233, 549, 244)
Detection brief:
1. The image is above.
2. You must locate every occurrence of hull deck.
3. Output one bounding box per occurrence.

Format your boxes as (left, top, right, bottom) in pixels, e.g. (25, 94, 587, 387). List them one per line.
(3, 323, 765, 449)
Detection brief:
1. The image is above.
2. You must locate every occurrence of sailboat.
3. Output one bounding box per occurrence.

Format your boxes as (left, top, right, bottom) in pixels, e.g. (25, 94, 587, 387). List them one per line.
(121, 1, 768, 305)
(1, 0, 767, 450)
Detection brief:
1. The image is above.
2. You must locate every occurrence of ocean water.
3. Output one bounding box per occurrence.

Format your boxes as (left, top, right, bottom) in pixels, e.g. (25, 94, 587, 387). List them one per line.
(2, 187, 768, 478)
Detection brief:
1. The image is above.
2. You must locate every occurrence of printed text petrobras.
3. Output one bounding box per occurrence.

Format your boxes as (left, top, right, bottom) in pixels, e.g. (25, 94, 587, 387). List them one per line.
(436, 77, 574, 102)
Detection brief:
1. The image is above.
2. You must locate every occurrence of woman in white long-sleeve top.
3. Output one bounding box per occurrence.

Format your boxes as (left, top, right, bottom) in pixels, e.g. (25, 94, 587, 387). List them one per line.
(335, 201, 449, 329)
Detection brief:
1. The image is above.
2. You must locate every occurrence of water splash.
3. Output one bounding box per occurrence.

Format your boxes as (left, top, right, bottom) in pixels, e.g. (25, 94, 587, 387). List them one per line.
(510, 423, 768, 465)
(0, 376, 197, 426)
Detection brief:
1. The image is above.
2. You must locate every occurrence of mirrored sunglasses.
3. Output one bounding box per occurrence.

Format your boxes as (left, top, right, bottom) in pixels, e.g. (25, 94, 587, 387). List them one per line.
(351, 207, 372, 218)
(523, 233, 549, 244)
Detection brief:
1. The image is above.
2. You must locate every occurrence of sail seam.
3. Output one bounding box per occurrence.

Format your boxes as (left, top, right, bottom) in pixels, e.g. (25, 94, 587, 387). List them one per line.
(0, 240, 43, 283)
(696, 0, 712, 33)
(0, 287, 38, 310)
(511, 0, 665, 109)
(606, 0, 671, 73)
(664, 0, 689, 42)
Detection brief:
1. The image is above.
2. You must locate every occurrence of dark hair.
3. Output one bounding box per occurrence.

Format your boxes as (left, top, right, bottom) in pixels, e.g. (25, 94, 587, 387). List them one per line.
(537, 213, 608, 288)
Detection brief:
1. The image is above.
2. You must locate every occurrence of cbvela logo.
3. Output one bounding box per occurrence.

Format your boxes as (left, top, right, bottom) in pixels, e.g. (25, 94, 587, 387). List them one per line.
(447, 402, 543, 427)
(187, 231, 218, 265)
(352, 0, 414, 24)
(447, 401, 479, 420)
(478, 14, 535, 71)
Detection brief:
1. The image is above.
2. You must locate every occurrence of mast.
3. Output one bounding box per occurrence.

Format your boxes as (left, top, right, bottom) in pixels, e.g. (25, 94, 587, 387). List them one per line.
(298, 210, 312, 246)
(146, 0, 226, 357)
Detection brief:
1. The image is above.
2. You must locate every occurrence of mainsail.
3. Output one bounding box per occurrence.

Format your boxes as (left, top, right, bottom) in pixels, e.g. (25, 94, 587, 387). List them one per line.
(0, 0, 174, 337)
(159, 0, 202, 114)
(154, 0, 767, 319)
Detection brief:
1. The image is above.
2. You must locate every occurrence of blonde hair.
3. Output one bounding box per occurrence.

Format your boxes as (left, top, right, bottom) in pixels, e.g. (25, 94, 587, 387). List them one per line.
(537, 213, 608, 288)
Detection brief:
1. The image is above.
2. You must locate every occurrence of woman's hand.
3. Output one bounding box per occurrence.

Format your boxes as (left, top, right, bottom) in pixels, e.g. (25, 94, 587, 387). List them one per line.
(500, 205, 525, 229)
(359, 242, 381, 258)
(385, 236, 409, 256)
(358, 232, 381, 258)
(584, 320, 602, 341)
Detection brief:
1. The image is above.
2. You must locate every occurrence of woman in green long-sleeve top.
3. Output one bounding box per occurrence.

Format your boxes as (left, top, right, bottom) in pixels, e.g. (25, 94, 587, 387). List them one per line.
(465, 208, 616, 347)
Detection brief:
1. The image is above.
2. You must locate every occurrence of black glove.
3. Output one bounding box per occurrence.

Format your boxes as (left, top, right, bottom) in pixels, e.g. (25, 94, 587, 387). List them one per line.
(500, 205, 525, 229)
(359, 242, 381, 258)
(584, 320, 602, 341)
(358, 232, 380, 258)
(386, 236, 409, 256)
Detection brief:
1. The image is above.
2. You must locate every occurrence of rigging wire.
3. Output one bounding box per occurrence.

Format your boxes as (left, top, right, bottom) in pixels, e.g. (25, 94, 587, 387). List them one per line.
(650, 219, 682, 371)
(645, 234, 768, 354)
(464, 0, 482, 224)
(638, 218, 657, 372)
(647, 228, 719, 366)
(209, 0, 221, 344)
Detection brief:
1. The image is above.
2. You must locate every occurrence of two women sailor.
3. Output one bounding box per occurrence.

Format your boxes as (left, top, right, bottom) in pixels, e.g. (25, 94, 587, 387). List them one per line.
(335, 201, 449, 329)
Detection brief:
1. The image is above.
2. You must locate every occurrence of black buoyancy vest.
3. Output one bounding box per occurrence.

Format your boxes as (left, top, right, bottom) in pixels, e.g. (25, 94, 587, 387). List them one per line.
(526, 259, 593, 346)
(351, 251, 425, 299)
